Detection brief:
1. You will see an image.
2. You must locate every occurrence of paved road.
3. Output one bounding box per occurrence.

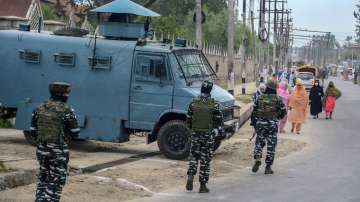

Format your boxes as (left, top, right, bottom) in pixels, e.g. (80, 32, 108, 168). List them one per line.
(133, 78, 360, 202)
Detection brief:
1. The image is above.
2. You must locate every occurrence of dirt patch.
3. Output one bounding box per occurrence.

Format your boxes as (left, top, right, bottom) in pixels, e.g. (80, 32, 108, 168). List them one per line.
(0, 122, 306, 202)
(236, 94, 253, 104)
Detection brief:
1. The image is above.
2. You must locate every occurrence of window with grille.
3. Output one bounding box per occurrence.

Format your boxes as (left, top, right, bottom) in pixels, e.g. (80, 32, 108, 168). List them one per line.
(135, 54, 168, 82)
(18, 49, 41, 63)
(54, 53, 76, 66)
(88, 56, 112, 70)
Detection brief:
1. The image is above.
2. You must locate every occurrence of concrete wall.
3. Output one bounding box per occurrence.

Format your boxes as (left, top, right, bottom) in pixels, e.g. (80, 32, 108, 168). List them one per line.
(43, 20, 66, 32)
(0, 18, 65, 32)
(205, 53, 256, 89)
(0, 17, 27, 30)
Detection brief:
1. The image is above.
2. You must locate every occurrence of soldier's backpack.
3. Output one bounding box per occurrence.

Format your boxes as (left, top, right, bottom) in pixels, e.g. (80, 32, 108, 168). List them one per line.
(191, 98, 216, 132)
(36, 101, 67, 144)
(256, 95, 278, 119)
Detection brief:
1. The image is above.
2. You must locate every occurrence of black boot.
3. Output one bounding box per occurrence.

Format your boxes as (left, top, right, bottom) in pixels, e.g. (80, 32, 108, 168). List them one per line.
(264, 165, 274, 174)
(199, 182, 210, 193)
(252, 160, 261, 173)
(186, 175, 194, 191)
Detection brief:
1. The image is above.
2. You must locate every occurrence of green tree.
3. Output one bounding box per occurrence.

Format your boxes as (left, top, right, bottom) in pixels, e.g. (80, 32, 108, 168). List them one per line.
(42, 3, 64, 21)
(71, 0, 263, 57)
(354, 1, 360, 43)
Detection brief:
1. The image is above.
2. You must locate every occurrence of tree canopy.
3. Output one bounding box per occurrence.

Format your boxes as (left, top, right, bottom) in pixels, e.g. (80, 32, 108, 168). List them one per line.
(354, 1, 360, 43)
(45, 0, 261, 56)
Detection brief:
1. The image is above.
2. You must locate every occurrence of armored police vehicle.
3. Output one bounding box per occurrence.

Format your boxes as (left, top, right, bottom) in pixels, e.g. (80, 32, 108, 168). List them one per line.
(0, 0, 239, 159)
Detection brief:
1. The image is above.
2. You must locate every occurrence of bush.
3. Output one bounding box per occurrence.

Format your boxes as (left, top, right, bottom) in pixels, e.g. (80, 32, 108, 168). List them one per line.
(0, 119, 13, 128)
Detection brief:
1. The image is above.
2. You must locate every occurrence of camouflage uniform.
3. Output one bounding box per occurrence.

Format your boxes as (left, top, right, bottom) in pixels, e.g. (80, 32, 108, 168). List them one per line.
(31, 83, 79, 202)
(251, 94, 286, 167)
(186, 96, 223, 184)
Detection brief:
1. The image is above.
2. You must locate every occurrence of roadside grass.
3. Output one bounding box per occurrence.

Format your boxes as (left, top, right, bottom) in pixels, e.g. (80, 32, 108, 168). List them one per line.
(0, 119, 13, 128)
(0, 162, 14, 173)
(235, 94, 253, 104)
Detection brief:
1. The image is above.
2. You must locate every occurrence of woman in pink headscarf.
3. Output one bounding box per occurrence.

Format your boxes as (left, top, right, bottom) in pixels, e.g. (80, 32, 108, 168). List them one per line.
(277, 80, 290, 133)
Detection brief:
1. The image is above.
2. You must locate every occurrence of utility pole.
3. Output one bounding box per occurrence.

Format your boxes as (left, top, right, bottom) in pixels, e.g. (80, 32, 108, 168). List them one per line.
(195, 0, 202, 49)
(284, 11, 291, 68)
(227, 0, 235, 94)
(258, 0, 266, 86)
(283, 12, 290, 68)
(266, 0, 271, 67)
(241, 0, 247, 94)
(250, 0, 257, 85)
(323, 32, 331, 67)
(278, 0, 284, 70)
(272, 0, 277, 74)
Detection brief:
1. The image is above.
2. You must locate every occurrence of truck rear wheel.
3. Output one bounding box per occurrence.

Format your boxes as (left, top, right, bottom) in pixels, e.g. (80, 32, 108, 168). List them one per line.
(157, 120, 191, 160)
(23, 130, 37, 146)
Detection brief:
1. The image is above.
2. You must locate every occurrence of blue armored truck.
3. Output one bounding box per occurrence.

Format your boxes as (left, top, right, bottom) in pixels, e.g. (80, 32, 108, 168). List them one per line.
(0, 0, 239, 159)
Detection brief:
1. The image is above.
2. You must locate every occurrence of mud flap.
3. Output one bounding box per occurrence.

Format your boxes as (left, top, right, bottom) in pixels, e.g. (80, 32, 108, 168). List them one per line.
(146, 133, 157, 144)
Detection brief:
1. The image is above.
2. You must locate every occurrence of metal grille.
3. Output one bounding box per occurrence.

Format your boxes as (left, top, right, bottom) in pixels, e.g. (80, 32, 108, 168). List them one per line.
(88, 56, 112, 70)
(54, 53, 76, 66)
(19, 49, 41, 63)
(222, 108, 234, 122)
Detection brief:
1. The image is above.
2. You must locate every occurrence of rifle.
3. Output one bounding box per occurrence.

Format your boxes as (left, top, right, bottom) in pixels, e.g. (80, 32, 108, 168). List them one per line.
(249, 131, 256, 142)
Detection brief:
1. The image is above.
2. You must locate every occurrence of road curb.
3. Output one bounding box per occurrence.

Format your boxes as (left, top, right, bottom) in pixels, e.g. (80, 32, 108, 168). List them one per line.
(238, 103, 253, 127)
(0, 169, 37, 191)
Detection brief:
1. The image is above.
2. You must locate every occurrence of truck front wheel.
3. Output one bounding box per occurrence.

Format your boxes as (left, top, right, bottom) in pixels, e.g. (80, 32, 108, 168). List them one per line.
(157, 120, 191, 160)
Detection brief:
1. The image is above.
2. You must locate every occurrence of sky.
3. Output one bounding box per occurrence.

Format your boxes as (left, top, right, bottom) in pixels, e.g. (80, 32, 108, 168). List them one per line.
(288, 0, 357, 46)
(244, 0, 358, 47)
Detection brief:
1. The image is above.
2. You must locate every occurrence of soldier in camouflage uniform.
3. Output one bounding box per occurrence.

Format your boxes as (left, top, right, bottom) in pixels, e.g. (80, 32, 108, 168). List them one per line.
(31, 82, 80, 202)
(185, 80, 223, 193)
(251, 80, 286, 174)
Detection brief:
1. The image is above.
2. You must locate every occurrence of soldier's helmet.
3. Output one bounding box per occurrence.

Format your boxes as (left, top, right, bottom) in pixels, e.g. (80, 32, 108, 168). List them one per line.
(201, 80, 214, 94)
(49, 82, 71, 97)
(266, 80, 278, 90)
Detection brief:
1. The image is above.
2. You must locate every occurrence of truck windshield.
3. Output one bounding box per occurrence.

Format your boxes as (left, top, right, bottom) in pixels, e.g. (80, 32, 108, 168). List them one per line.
(174, 50, 216, 81)
(298, 73, 313, 80)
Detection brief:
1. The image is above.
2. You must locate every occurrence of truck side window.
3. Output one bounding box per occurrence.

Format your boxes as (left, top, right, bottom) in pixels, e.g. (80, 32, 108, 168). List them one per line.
(135, 55, 167, 82)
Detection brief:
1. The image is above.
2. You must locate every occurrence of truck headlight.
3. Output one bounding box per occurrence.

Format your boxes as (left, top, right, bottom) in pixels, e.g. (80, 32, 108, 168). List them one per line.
(233, 105, 241, 118)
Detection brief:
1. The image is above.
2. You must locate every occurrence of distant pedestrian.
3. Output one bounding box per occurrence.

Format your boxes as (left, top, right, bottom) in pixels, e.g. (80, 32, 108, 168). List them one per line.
(252, 83, 266, 103)
(277, 81, 290, 133)
(268, 66, 273, 77)
(186, 80, 223, 193)
(262, 67, 268, 83)
(288, 79, 309, 134)
(324, 81, 342, 119)
(31, 82, 80, 202)
(309, 80, 324, 119)
(279, 71, 288, 81)
(354, 68, 358, 84)
(251, 80, 286, 174)
(289, 71, 296, 88)
(271, 73, 277, 81)
(320, 68, 327, 86)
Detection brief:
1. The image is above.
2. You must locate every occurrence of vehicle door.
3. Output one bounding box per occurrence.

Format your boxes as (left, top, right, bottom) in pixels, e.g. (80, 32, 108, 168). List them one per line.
(129, 52, 174, 130)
